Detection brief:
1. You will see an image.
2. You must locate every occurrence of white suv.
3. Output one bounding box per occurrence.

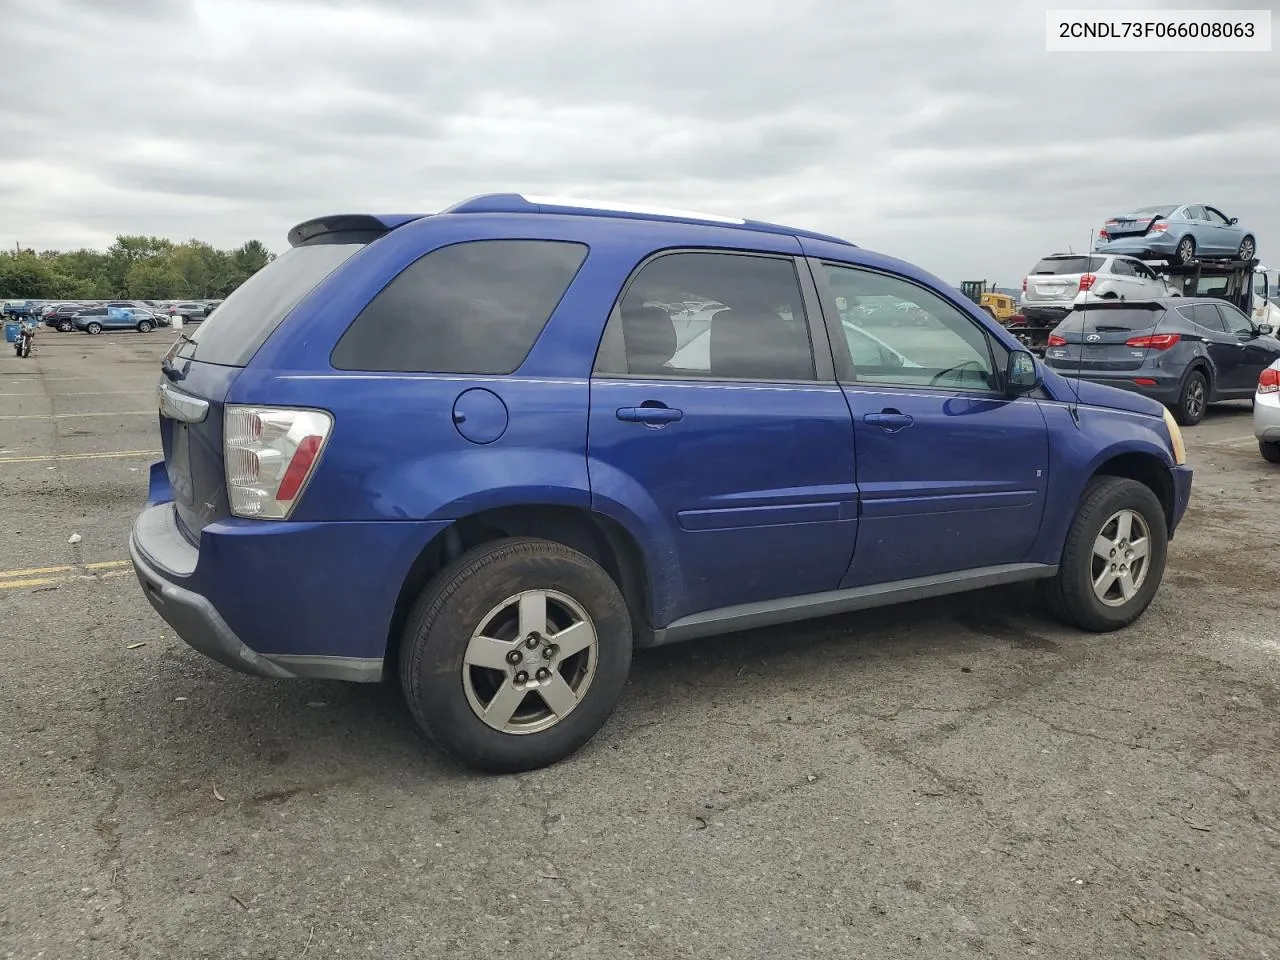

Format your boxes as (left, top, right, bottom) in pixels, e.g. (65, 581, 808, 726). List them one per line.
(1021, 253, 1180, 323)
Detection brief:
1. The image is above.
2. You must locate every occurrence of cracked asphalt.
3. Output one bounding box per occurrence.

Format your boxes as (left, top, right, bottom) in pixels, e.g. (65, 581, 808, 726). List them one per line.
(1, 327, 1278, 959)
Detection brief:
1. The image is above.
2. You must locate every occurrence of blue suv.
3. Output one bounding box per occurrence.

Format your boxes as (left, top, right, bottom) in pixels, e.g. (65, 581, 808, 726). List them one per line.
(130, 194, 1194, 773)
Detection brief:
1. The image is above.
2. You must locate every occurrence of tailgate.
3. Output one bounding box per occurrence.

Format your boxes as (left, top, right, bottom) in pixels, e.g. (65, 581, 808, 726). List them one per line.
(158, 361, 242, 541)
(1044, 305, 1169, 372)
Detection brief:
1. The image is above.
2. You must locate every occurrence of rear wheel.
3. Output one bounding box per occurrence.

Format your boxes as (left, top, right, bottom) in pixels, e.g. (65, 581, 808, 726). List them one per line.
(1175, 236, 1196, 264)
(86, 322, 102, 335)
(1041, 476, 1168, 632)
(1173, 369, 1207, 426)
(1261, 440, 1280, 464)
(398, 537, 633, 773)
(1238, 235, 1256, 261)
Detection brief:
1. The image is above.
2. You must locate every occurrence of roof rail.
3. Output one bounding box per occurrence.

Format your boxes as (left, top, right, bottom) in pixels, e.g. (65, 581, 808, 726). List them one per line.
(441, 193, 856, 246)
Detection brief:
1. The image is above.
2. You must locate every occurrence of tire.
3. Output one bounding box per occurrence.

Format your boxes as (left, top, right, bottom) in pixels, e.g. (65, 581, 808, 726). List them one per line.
(1173, 369, 1207, 426)
(58, 320, 73, 332)
(1261, 440, 1280, 464)
(86, 322, 102, 335)
(137, 320, 153, 333)
(1041, 476, 1168, 632)
(1175, 236, 1196, 264)
(398, 537, 633, 773)
(1238, 235, 1256, 261)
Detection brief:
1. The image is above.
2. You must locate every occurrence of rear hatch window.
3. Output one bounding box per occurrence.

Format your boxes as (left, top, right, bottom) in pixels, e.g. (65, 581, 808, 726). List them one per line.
(1031, 256, 1106, 275)
(174, 243, 364, 367)
(1045, 304, 1168, 371)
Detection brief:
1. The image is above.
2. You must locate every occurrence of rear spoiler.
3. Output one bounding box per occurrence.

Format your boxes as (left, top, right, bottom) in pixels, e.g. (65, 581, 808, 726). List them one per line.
(287, 213, 427, 247)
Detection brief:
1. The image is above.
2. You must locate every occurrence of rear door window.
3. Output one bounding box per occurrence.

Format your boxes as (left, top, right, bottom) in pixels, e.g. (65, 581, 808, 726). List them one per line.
(331, 240, 588, 374)
(1185, 303, 1227, 333)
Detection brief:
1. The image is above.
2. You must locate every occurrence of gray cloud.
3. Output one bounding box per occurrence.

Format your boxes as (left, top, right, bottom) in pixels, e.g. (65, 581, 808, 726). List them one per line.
(1, 0, 1277, 285)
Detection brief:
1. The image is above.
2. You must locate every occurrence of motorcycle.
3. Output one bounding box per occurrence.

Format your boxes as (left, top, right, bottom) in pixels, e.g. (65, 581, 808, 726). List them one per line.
(14, 321, 34, 358)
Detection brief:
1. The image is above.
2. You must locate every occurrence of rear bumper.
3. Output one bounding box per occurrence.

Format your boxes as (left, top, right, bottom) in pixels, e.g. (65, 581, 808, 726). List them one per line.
(1095, 235, 1179, 258)
(1255, 395, 1280, 440)
(1040, 369, 1183, 405)
(130, 497, 452, 682)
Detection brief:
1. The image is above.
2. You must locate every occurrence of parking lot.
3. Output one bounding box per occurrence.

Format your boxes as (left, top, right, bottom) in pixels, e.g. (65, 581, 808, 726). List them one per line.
(2, 329, 1278, 959)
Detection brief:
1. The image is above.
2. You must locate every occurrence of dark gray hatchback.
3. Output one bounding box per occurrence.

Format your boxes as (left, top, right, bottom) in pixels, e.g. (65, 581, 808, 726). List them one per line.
(1044, 298, 1280, 425)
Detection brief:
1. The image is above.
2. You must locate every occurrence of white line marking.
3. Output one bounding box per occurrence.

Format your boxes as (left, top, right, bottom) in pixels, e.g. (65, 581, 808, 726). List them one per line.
(0, 391, 155, 397)
(0, 411, 153, 420)
(0, 450, 159, 464)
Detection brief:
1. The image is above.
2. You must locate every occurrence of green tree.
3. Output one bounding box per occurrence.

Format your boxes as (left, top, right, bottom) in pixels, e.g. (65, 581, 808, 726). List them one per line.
(125, 260, 184, 299)
(0, 252, 57, 298)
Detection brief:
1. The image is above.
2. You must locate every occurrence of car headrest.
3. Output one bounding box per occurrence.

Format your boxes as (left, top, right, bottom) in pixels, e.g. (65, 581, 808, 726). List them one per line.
(620, 306, 677, 374)
(709, 308, 813, 380)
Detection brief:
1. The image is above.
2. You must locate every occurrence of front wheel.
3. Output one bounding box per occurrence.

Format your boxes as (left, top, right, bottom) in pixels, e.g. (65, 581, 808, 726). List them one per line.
(399, 537, 633, 773)
(58, 320, 73, 332)
(1041, 477, 1168, 632)
(1238, 235, 1256, 261)
(136, 320, 153, 333)
(86, 322, 102, 335)
(1261, 440, 1280, 464)
(1173, 369, 1207, 426)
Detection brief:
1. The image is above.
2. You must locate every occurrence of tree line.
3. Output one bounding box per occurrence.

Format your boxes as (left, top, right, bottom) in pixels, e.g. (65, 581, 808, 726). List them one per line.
(0, 236, 275, 301)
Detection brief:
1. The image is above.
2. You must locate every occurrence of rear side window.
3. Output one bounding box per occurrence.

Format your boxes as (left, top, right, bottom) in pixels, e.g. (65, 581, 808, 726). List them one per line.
(331, 240, 588, 374)
(1183, 303, 1227, 332)
(178, 243, 364, 367)
(1032, 256, 1105, 275)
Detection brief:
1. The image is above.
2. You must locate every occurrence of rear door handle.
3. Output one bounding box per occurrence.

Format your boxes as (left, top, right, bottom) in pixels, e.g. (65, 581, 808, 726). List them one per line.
(863, 411, 914, 432)
(617, 405, 684, 424)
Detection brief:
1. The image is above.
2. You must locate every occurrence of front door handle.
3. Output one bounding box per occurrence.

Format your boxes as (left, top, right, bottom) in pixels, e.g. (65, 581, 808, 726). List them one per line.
(863, 411, 914, 432)
(617, 405, 684, 424)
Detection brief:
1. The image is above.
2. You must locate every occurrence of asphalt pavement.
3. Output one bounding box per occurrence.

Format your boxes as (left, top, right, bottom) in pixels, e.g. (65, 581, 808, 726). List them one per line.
(1, 326, 1278, 959)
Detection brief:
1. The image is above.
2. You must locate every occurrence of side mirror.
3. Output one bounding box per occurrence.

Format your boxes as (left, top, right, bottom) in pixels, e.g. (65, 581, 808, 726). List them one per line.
(1229, 217, 1239, 225)
(1006, 349, 1041, 394)
(1259, 324, 1275, 336)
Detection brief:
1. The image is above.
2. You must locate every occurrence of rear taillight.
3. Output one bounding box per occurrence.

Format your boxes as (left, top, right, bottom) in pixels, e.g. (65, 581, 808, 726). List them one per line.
(1098, 229, 1109, 240)
(1021, 276, 1027, 292)
(1259, 368, 1280, 394)
(1125, 333, 1180, 350)
(1150, 222, 1168, 233)
(224, 406, 333, 520)
(1047, 334, 1067, 347)
(1078, 274, 1097, 291)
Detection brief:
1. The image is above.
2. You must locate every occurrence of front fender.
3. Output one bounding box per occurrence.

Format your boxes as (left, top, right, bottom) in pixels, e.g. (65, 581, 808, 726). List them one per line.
(1027, 401, 1176, 564)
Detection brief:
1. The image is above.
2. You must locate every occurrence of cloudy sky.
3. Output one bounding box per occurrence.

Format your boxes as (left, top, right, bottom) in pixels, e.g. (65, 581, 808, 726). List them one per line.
(3, 0, 1277, 284)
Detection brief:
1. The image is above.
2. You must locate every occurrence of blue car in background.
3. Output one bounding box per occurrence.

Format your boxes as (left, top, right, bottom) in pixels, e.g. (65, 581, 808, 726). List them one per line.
(73, 306, 166, 334)
(1095, 203, 1256, 265)
(130, 193, 1194, 773)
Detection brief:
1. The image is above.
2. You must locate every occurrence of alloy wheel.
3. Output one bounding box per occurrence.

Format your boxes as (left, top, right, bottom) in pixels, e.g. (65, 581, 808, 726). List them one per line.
(1091, 509, 1152, 607)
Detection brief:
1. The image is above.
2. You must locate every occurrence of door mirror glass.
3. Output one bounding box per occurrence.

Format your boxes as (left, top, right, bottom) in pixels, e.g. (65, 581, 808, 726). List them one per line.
(1258, 324, 1274, 336)
(1229, 217, 1239, 225)
(1006, 349, 1040, 393)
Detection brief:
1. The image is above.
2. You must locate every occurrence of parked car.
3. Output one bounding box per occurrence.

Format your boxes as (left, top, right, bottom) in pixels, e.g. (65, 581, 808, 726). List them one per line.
(1044, 298, 1280, 425)
(45, 304, 87, 331)
(131, 194, 1193, 773)
(1256, 359, 1280, 463)
(73, 306, 163, 334)
(1021, 253, 1181, 325)
(168, 301, 207, 322)
(1094, 204, 1256, 265)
